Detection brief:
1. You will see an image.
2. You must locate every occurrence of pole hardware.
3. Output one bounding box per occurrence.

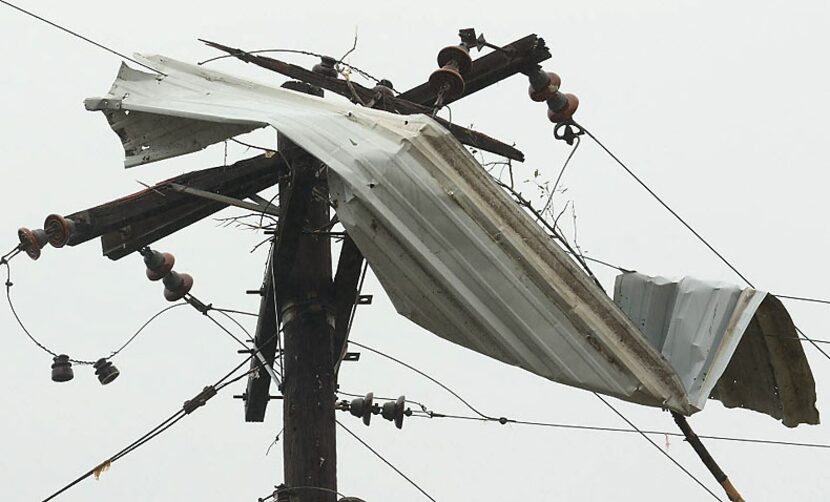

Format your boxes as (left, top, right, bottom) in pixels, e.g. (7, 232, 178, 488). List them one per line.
(335, 393, 411, 429)
(140, 247, 194, 302)
(51, 354, 74, 382)
(93, 358, 120, 385)
(16, 214, 77, 261)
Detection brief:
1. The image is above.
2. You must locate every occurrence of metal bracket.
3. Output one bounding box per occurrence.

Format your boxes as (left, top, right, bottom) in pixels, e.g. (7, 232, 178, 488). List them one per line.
(168, 183, 281, 217)
(357, 294, 373, 305)
(343, 352, 361, 362)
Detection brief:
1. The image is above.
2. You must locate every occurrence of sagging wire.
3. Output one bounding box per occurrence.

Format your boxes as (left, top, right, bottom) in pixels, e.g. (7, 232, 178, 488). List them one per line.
(337, 420, 438, 502)
(3, 258, 187, 365)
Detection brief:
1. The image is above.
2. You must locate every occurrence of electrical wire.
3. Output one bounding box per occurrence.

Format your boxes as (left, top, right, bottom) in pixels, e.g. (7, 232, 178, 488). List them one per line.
(408, 411, 830, 449)
(776, 294, 830, 306)
(580, 124, 830, 363)
(347, 340, 490, 420)
(543, 135, 581, 214)
(42, 353, 261, 501)
(197, 46, 387, 87)
(594, 393, 723, 501)
(348, 338, 722, 500)
(108, 303, 188, 357)
(0, 0, 165, 76)
(202, 311, 250, 348)
(3, 260, 189, 364)
(337, 420, 437, 502)
(211, 306, 260, 318)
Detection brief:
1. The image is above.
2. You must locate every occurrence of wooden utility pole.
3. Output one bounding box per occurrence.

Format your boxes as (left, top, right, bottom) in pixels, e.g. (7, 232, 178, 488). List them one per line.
(277, 81, 338, 502)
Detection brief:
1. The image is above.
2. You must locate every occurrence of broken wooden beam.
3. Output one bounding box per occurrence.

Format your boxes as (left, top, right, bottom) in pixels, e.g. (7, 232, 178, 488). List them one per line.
(62, 154, 287, 259)
(398, 34, 551, 107)
(200, 40, 525, 162)
(332, 235, 364, 370)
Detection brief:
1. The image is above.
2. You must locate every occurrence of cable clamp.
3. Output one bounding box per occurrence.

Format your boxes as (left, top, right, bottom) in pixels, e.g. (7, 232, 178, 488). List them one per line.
(183, 385, 217, 414)
(554, 121, 585, 145)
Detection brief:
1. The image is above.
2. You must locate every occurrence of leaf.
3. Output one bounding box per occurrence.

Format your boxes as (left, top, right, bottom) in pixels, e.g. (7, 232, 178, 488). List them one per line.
(93, 461, 112, 480)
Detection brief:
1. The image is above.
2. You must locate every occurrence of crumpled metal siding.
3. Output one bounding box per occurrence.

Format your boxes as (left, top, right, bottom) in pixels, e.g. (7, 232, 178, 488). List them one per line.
(711, 295, 819, 427)
(88, 55, 698, 413)
(614, 272, 818, 426)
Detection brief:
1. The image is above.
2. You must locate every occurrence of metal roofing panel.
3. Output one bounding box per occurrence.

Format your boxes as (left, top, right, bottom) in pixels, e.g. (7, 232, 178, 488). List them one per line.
(88, 55, 699, 413)
(614, 272, 818, 426)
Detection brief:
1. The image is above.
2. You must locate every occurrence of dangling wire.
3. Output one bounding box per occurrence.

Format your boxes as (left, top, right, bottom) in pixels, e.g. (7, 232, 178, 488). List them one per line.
(3, 260, 94, 365)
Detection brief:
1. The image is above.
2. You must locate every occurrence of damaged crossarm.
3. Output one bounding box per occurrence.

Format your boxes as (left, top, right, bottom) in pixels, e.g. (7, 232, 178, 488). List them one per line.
(398, 33, 551, 107)
(200, 40, 525, 162)
(59, 154, 287, 260)
(672, 412, 745, 502)
(332, 235, 365, 374)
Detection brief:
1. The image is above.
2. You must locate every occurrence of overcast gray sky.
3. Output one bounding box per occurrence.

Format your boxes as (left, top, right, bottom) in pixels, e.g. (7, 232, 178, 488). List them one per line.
(1, 1, 828, 501)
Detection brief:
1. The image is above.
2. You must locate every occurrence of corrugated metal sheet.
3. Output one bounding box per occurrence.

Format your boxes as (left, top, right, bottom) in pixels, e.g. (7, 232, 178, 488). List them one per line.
(90, 55, 790, 416)
(614, 273, 818, 426)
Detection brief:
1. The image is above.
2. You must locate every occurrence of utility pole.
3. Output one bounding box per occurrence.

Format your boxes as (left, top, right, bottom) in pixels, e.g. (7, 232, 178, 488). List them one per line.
(277, 81, 338, 502)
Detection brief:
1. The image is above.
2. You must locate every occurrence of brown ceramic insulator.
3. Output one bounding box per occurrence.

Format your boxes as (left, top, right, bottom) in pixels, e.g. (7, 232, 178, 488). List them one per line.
(312, 56, 339, 78)
(43, 214, 75, 248)
(372, 84, 395, 99)
(528, 72, 562, 102)
(164, 273, 193, 302)
(429, 66, 466, 99)
(17, 227, 43, 260)
(436, 45, 472, 74)
(547, 93, 580, 123)
(146, 252, 175, 281)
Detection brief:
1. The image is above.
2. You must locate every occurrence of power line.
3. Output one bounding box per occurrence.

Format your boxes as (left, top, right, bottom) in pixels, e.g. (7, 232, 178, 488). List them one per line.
(42, 352, 260, 501)
(349, 339, 721, 499)
(594, 392, 723, 501)
(0, 0, 165, 76)
(3, 259, 189, 364)
(347, 340, 490, 420)
(108, 303, 188, 357)
(409, 411, 830, 449)
(580, 124, 830, 363)
(211, 306, 260, 317)
(336, 420, 437, 502)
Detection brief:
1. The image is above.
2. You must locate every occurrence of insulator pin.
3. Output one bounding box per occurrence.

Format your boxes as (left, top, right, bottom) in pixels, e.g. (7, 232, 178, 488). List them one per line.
(17, 227, 48, 260)
(163, 271, 194, 302)
(51, 354, 74, 382)
(43, 214, 76, 248)
(312, 56, 339, 78)
(547, 93, 580, 123)
(528, 71, 562, 102)
(93, 358, 120, 385)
